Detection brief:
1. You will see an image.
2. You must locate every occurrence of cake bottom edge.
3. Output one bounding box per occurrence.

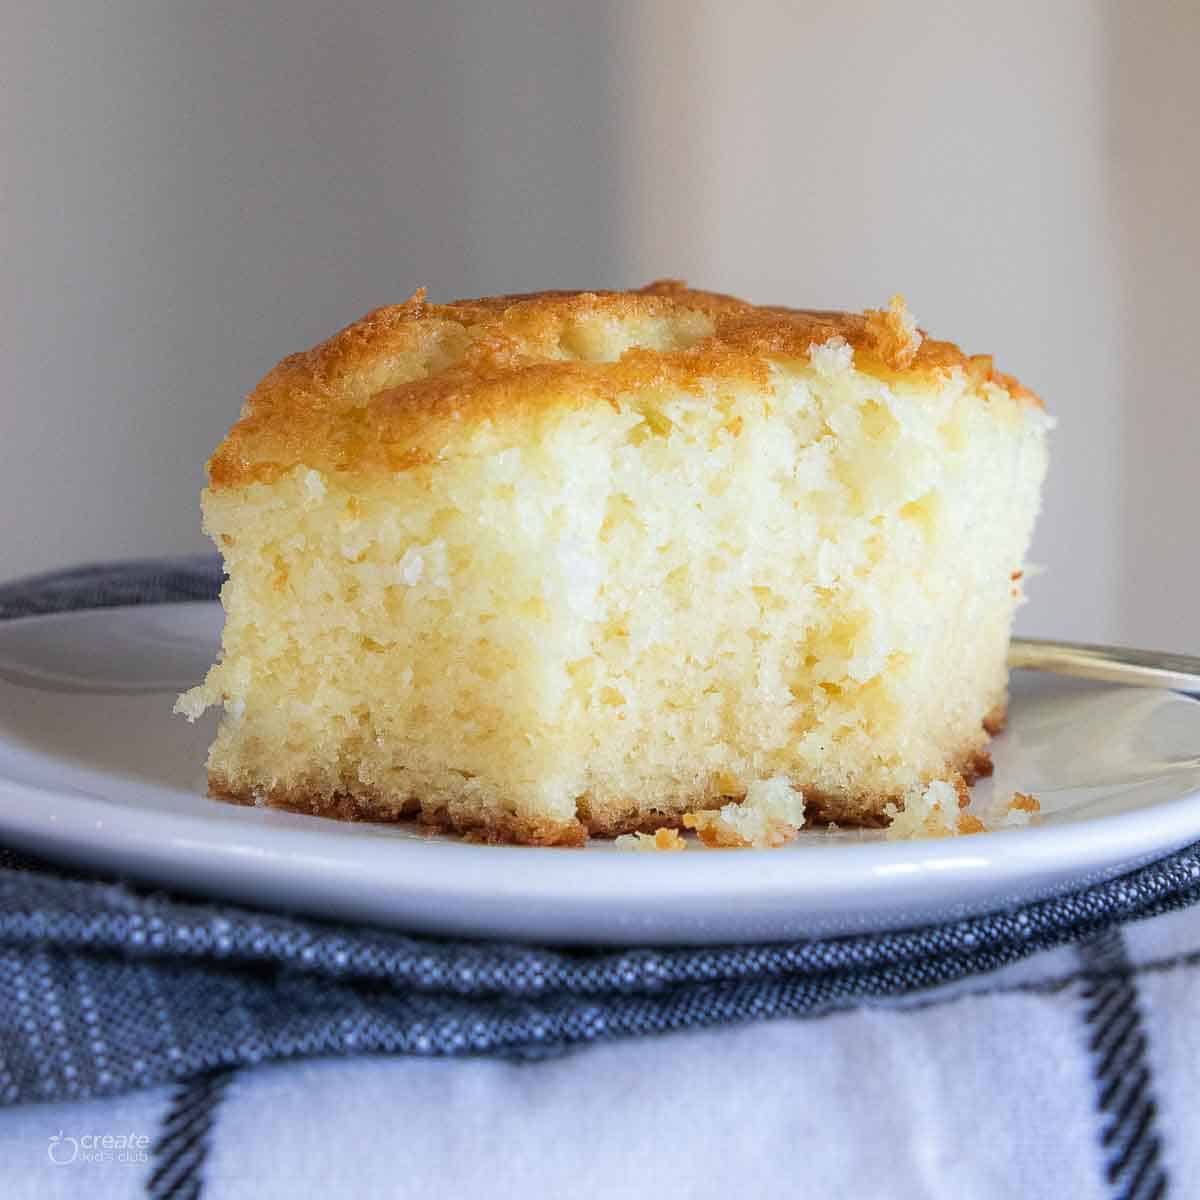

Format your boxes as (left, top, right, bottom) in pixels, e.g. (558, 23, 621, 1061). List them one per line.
(208, 709, 1003, 847)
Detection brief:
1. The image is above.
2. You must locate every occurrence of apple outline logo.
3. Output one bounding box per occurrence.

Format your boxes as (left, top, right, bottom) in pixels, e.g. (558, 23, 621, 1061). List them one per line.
(47, 1131, 79, 1165)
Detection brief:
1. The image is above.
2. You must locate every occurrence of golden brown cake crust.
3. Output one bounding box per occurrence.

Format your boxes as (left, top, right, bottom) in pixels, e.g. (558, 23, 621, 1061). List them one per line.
(209, 281, 1041, 491)
(208, 722, 997, 846)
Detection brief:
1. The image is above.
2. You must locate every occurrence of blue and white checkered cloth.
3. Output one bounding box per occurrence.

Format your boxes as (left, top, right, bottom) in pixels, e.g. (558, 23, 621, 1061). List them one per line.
(0, 560, 1196, 1199)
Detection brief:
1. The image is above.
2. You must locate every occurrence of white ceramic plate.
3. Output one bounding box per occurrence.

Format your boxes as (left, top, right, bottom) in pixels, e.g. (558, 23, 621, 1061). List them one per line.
(0, 602, 1198, 945)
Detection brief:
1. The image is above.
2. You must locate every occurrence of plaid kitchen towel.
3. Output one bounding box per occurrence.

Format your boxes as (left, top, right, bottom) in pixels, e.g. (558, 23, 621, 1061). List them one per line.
(0, 559, 1195, 1199)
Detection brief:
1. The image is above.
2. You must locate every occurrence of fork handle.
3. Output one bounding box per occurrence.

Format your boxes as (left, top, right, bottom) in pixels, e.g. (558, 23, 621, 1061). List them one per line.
(1009, 637, 1200, 696)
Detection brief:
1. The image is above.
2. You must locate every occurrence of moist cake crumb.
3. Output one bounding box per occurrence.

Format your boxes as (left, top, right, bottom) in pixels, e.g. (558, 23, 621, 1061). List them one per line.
(682, 777, 806, 849)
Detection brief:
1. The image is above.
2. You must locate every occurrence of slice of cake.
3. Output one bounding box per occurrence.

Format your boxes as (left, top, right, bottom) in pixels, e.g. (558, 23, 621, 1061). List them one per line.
(177, 282, 1050, 845)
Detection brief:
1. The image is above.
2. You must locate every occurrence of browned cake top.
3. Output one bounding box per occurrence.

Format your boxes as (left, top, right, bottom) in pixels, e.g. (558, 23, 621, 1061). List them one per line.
(208, 280, 1041, 490)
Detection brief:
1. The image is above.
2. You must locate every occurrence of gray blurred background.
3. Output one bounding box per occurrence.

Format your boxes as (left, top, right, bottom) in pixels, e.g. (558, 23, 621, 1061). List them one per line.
(4, 1, 1197, 649)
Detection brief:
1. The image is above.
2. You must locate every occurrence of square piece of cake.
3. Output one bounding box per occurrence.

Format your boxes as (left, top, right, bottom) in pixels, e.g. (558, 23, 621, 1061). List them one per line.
(178, 283, 1050, 844)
